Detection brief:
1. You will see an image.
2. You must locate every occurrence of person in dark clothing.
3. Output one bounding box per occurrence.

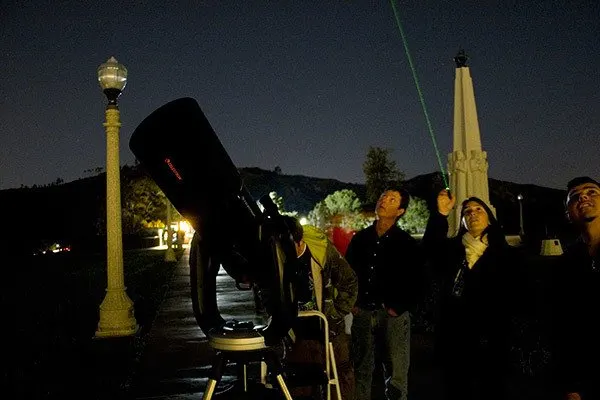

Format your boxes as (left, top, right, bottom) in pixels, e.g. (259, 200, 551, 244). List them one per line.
(552, 176, 600, 400)
(282, 216, 358, 400)
(422, 190, 519, 400)
(346, 187, 425, 400)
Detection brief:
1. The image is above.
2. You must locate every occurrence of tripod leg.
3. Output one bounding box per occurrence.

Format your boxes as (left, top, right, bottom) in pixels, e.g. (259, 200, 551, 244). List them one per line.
(203, 353, 226, 400)
(236, 362, 248, 392)
(203, 380, 218, 400)
(275, 374, 293, 400)
(266, 351, 293, 400)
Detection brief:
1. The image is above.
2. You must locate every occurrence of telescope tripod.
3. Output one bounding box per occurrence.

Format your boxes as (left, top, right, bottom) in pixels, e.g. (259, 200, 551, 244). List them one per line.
(202, 312, 342, 400)
(202, 320, 293, 400)
(202, 347, 292, 400)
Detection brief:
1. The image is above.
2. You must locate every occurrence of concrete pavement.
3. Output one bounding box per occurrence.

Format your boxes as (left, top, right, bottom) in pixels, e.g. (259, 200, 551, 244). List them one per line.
(129, 249, 266, 399)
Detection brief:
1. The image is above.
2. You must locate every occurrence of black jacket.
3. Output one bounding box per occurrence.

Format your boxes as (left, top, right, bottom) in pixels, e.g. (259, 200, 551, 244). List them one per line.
(345, 222, 424, 315)
(423, 212, 520, 348)
(552, 240, 600, 398)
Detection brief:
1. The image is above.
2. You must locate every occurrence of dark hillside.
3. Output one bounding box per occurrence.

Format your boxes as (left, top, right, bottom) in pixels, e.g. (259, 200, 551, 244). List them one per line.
(1, 167, 575, 253)
(239, 167, 365, 213)
(0, 176, 105, 254)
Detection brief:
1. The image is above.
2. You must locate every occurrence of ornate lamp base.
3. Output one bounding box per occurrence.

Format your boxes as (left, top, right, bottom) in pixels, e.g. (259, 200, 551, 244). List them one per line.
(96, 289, 137, 337)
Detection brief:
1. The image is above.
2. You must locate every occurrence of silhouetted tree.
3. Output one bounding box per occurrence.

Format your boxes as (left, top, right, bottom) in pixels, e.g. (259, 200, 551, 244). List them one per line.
(122, 174, 168, 234)
(363, 146, 404, 204)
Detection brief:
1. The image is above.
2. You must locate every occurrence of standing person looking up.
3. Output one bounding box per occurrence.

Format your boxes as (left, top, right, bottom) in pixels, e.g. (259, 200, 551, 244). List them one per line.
(346, 187, 425, 400)
(422, 189, 519, 400)
(552, 177, 600, 400)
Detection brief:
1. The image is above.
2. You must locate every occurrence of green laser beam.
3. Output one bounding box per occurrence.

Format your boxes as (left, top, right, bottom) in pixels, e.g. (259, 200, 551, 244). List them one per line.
(389, 0, 449, 189)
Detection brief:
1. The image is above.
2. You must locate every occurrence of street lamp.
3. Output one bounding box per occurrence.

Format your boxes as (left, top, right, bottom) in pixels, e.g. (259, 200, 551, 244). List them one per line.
(517, 194, 525, 240)
(164, 201, 176, 262)
(95, 56, 137, 337)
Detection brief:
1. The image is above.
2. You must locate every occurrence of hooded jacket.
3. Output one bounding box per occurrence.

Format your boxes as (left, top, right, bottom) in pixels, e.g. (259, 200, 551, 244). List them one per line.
(302, 225, 358, 334)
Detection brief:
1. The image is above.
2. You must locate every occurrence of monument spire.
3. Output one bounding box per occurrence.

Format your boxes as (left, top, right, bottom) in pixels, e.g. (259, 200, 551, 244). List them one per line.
(447, 49, 494, 234)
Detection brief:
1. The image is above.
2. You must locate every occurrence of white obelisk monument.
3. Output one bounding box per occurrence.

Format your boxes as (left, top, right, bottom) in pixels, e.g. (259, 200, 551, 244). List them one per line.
(447, 50, 494, 234)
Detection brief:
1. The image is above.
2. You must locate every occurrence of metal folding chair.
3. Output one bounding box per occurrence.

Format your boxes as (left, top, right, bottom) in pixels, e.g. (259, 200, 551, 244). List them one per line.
(261, 310, 342, 400)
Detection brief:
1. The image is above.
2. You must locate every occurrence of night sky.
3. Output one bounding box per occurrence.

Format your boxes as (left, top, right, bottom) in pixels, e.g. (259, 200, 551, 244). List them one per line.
(1, 1, 599, 190)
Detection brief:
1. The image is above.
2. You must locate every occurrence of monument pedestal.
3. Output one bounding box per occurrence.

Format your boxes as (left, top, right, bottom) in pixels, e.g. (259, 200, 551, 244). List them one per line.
(447, 50, 494, 235)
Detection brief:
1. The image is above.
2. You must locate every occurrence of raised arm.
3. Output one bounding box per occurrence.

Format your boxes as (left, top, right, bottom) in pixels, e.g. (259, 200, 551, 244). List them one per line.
(423, 190, 455, 243)
(422, 189, 456, 270)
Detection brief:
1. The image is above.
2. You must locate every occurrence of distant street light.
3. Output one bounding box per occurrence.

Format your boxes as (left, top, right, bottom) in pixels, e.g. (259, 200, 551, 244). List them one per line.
(95, 57, 137, 337)
(517, 194, 525, 239)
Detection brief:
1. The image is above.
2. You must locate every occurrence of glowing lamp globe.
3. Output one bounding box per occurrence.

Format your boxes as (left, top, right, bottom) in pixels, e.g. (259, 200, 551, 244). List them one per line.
(97, 57, 127, 104)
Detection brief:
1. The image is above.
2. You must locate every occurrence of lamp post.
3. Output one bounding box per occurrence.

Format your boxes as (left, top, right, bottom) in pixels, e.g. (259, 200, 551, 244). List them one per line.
(165, 201, 176, 262)
(517, 194, 525, 240)
(96, 56, 137, 337)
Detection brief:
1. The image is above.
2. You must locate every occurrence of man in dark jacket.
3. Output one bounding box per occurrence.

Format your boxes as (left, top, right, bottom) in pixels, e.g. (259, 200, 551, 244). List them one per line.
(553, 176, 600, 400)
(346, 187, 424, 400)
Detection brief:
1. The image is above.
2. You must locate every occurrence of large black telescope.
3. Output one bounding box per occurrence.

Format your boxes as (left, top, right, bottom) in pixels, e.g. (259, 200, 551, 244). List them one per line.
(129, 97, 298, 347)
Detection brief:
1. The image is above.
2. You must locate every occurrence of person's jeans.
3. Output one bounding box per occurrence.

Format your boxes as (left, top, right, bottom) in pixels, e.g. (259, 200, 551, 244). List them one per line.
(352, 308, 410, 400)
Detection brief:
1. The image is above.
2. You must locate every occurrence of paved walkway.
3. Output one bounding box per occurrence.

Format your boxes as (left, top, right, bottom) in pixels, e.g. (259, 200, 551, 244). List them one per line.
(128, 249, 446, 400)
(129, 249, 265, 399)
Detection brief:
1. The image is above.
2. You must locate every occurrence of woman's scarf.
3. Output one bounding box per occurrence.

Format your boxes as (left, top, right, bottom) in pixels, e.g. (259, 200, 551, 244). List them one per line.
(462, 232, 488, 269)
